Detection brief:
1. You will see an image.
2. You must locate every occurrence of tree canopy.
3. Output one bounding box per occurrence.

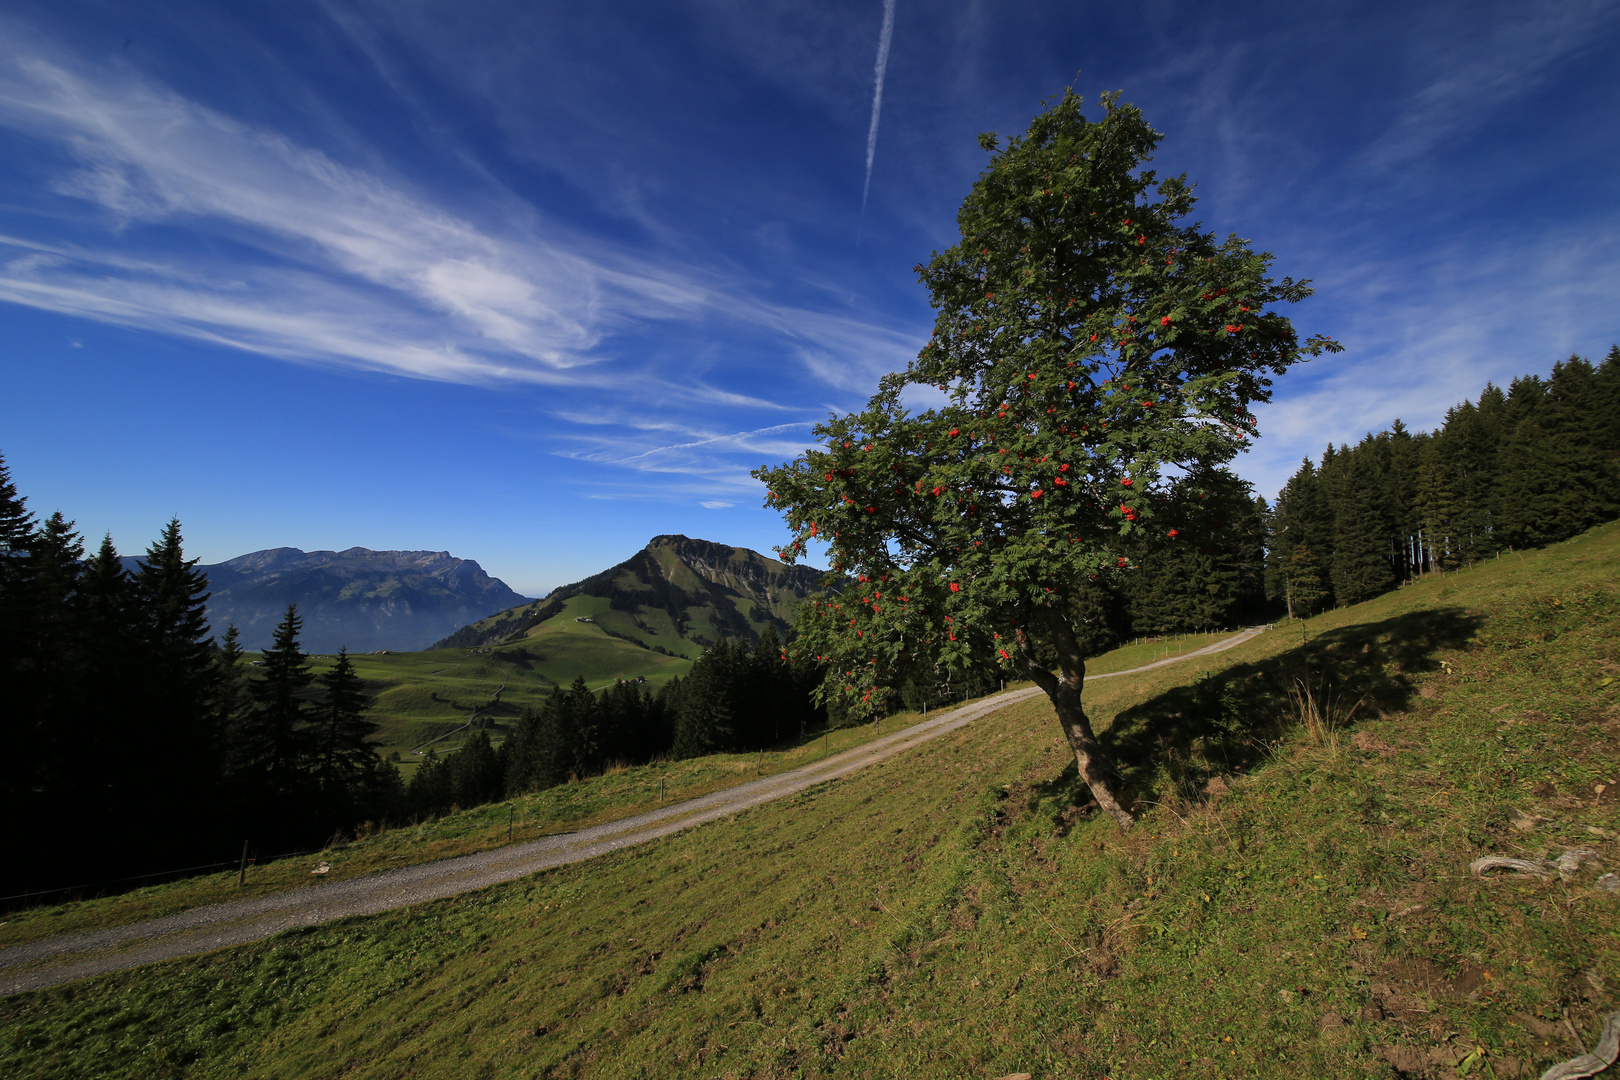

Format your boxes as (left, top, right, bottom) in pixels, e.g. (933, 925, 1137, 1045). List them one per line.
(755, 90, 1338, 828)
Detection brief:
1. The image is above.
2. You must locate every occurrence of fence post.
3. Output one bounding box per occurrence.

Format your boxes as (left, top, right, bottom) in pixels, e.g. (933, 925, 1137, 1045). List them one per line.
(238, 840, 249, 887)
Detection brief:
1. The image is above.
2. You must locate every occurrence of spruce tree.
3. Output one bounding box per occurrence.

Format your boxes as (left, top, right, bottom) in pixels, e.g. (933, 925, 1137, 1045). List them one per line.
(131, 518, 220, 824)
(557, 675, 601, 779)
(674, 642, 737, 758)
(310, 647, 379, 804)
(1330, 450, 1397, 605)
(240, 604, 314, 798)
(448, 730, 503, 808)
(1499, 357, 1616, 546)
(501, 706, 549, 794)
(749, 625, 789, 746)
(23, 513, 85, 788)
(74, 535, 139, 824)
(0, 451, 35, 572)
(0, 453, 37, 802)
(1284, 544, 1328, 617)
(1413, 440, 1456, 571)
(407, 750, 452, 817)
(1267, 458, 1336, 610)
(215, 625, 247, 736)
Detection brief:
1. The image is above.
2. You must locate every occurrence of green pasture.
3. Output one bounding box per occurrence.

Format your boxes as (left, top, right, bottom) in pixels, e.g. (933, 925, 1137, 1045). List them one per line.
(307, 617, 693, 766)
(4, 523, 1618, 1079)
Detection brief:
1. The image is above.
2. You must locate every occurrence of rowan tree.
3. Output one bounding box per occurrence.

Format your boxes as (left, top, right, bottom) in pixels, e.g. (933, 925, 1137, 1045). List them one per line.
(754, 90, 1339, 828)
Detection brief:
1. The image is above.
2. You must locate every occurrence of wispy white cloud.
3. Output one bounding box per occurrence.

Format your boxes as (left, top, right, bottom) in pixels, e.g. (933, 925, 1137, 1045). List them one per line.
(1246, 208, 1620, 498)
(531, 414, 822, 506)
(860, 0, 897, 216)
(0, 31, 924, 399)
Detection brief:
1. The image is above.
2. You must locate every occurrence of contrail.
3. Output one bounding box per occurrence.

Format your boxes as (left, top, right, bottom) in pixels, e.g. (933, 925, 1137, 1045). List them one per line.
(860, 0, 896, 219)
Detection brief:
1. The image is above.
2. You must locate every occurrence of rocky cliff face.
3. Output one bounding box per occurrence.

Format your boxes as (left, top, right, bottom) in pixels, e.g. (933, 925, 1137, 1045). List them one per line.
(129, 547, 533, 653)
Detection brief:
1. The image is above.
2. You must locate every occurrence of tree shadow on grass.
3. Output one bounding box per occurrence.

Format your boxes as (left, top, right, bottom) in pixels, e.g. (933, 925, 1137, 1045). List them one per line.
(1033, 606, 1481, 824)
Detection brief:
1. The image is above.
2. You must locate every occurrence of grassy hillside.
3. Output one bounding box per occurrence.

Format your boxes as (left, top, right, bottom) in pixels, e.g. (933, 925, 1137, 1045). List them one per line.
(435, 534, 828, 655)
(348, 535, 830, 765)
(311, 631, 691, 768)
(5, 523, 1618, 1079)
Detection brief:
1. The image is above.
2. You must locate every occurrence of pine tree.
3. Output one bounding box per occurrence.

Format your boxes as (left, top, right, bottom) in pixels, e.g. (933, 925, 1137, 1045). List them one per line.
(215, 625, 247, 735)
(130, 518, 221, 827)
(448, 730, 503, 808)
(1413, 439, 1456, 572)
(310, 648, 379, 804)
(674, 642, 737, 758)
(240, 605, 314, 797)
(1284, 544, 1328, 618)
(0, 451, 35, 572)
(1330, 449, 1397, 605)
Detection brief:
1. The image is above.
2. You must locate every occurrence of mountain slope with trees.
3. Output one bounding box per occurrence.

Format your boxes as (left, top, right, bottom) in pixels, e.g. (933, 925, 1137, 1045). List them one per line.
(434, 534, 825, 654)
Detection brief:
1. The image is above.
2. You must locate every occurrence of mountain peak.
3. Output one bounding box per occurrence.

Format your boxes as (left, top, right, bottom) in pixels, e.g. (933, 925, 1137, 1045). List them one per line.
(435, 536, 825, 652)
(126, 546, 533, 652)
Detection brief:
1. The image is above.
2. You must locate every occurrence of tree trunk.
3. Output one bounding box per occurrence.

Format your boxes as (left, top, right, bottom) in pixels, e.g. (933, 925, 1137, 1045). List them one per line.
(1017, 610, 1135, 831)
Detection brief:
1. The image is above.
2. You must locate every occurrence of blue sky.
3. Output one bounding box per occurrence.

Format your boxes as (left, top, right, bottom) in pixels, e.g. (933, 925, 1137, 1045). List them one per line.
(1, 0, 1616, 597)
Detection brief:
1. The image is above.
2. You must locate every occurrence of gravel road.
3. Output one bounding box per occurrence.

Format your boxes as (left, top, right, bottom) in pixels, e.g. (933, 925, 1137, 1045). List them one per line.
(0, 628, 1262, 997)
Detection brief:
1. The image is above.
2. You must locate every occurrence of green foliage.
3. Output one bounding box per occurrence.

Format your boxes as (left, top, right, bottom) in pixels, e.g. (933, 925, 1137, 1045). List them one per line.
(757, 88, 1336, 717)
(310, 648, 382, 808)
(0, 476, 245, 897)
(237, 605, 315, 797)
(1124, 473, 1266, 632)
(1271, 347, 1620, 611)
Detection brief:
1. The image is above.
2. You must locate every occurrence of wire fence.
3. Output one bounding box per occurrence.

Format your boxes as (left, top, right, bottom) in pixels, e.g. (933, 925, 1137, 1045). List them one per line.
(0, 843, 329, 912)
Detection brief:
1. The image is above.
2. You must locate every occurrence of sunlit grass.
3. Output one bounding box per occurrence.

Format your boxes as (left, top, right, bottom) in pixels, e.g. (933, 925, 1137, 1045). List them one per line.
(4, 523, 1617, 1079)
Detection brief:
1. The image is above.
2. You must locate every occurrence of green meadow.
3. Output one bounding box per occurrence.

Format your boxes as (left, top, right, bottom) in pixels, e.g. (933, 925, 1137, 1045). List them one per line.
(311, 606, 694, 768)
(4, 523, 1617, 1079)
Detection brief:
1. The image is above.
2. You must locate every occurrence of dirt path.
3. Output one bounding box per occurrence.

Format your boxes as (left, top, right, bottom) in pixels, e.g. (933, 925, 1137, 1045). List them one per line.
(0, 628, 1264, 997)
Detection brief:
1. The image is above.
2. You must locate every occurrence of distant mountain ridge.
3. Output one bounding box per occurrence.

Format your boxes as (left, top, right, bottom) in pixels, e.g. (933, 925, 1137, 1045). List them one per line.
(433, 534, 828, 652)
(123, 547, 532, 653)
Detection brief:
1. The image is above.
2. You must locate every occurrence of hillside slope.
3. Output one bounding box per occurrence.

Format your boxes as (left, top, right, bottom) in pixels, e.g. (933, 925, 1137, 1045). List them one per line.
(123, 547, 533, 653)
(433, 534, 828, 657)
(11, 523, 1618, 1080)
